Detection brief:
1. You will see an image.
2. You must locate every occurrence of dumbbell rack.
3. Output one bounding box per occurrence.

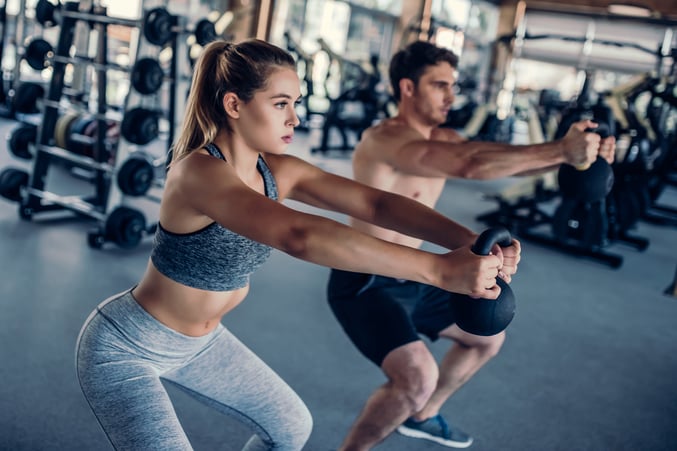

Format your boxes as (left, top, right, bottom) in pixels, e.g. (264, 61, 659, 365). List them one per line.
(16, 1, 186, 249)
(4, 0, 73, 157)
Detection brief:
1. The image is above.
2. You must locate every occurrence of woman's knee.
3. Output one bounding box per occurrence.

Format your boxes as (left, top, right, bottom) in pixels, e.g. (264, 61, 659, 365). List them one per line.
(262, 399, 312, 450)
(287, 400, 313, 448)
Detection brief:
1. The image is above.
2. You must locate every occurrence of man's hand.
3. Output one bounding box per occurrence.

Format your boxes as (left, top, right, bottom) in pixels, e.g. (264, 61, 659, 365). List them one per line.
(598, 135, 616, 165)
(561, 120, 601, 168)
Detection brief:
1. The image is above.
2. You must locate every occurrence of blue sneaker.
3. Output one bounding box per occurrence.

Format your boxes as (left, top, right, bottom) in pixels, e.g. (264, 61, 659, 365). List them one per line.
(396, 414, 473, 448)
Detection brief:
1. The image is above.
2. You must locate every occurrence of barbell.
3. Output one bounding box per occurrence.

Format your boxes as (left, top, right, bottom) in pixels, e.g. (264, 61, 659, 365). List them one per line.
(35, 1, 216, 48)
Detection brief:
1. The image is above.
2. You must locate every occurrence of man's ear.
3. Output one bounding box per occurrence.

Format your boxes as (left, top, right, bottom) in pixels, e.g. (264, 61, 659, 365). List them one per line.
(223, 93, 240, 119)
(400, 78, 415, 98)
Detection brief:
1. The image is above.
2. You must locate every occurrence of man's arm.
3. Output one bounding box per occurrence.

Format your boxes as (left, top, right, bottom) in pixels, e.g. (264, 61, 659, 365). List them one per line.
(388, 119, 601, 180)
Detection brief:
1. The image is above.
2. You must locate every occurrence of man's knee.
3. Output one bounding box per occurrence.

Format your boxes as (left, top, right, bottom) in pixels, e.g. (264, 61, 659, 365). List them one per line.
(383, 342, 439, 411)
(480, 331, 506, 359)
(442, 325, 506, 360)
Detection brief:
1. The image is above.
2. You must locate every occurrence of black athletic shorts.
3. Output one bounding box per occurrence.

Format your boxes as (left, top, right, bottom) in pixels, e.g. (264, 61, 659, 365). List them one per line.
(327, 268, 457, 366)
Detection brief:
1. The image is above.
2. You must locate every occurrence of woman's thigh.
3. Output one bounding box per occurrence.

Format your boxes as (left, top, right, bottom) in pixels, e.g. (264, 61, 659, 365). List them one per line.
(161, 327, 312, 450)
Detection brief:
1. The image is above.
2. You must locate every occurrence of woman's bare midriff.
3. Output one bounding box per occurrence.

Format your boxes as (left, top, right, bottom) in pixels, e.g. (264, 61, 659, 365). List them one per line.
(131, 260, 249, 337)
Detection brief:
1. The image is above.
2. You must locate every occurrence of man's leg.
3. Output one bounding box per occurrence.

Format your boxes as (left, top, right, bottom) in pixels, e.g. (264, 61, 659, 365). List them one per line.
(339, 340, 439, 451)
(415, 325, 505, 420)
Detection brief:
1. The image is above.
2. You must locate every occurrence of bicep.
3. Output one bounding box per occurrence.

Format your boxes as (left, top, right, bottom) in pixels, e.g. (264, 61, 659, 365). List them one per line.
(389, 139, 468, 178)
(287, 165, 384, 221)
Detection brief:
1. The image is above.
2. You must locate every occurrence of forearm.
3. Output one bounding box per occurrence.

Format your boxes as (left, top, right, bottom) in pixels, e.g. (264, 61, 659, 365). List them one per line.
(369, 191, 477, 250)
(513, 163, 561, 177)
(431, 139, 567, 180)
(282, 213, 440, 284)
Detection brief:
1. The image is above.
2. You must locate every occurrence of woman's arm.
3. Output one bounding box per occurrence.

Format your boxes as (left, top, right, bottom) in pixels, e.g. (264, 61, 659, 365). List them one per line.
(270, 153, 519, 280)
(266, 153, 478, 251)
(173, 153, 503, 299)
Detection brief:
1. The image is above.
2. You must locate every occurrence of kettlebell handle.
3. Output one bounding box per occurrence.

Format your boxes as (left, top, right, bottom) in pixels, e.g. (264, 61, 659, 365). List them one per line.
(572, 124, 611, 171)
(472, 226, 512, 256)
(585, 124, 610, 139)
(452, 226, 517, 336)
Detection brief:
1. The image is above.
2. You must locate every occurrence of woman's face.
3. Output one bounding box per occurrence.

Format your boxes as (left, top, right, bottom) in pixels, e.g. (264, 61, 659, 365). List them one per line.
(236, 67, 302, 154)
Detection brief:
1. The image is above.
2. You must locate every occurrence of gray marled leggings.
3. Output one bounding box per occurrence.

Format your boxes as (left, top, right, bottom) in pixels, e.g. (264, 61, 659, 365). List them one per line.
(75, 289, 312, 450)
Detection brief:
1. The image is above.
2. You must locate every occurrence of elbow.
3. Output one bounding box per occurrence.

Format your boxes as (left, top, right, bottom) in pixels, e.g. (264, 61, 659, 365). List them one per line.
(457, 157, 499, 180)
(456, 164, 477, 179)
(456, 162, 487, 180)
(368, 194, 390, 223)
(277, 223, 313, 260)
(419, 152, 489, 180)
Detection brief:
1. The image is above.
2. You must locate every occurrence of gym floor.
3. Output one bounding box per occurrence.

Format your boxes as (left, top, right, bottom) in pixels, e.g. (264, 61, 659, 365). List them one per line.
(1, 116, 676, 451)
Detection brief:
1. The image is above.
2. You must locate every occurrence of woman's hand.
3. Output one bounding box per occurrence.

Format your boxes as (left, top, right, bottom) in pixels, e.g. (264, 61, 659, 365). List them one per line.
(435, 246, 503, 299)
(491, 238, 521, 283)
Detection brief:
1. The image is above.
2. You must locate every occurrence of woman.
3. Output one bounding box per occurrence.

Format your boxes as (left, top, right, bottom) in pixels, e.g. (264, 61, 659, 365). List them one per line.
(75, 39, 518, 451)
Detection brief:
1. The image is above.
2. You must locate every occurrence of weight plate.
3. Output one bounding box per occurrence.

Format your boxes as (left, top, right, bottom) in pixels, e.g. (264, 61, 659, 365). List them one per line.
(131, 58, 164, 95)
(0, 168, 29, 202)
(24, 38, 53, 70)
(105, 206, 147, 249)
(143, 7, 174, 46)
(8, 123, 37, 160)
(54, 113, 79, 148)
(13, 82, 45, 114)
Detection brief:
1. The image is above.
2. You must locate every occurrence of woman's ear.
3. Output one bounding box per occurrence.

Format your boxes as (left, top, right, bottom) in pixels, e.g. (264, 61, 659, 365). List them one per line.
(223, 93, 240, 119)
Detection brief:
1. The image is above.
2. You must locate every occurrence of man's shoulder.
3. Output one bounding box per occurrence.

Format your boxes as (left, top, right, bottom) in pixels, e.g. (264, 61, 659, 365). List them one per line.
(431, 126, 466, 143)
(362, 118, 420, 146)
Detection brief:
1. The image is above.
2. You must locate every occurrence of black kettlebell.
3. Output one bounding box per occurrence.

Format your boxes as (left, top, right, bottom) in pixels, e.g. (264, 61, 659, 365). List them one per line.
(557, 124, 614, 202)
(449, 227, 516, 336)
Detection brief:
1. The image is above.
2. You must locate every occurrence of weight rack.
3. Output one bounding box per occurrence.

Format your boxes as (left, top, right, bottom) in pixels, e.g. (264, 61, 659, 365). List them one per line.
(14, 1, 187, 249)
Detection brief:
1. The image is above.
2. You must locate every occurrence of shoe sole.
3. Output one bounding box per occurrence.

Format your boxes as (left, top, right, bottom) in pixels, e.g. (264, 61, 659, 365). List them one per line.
(396, 425, 474, 449)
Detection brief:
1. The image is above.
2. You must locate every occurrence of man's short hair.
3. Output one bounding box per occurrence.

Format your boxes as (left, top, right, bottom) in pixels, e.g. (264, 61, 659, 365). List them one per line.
(389, 41, 459, 102)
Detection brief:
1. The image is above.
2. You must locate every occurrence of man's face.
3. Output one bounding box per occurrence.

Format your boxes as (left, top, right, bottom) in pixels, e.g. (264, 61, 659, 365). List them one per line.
(411, 62, 457, 126)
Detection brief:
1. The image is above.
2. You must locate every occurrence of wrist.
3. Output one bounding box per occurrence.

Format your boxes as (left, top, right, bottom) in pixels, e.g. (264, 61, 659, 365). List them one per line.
(555, 138, 569, 164)
(454, 230, 478, 249)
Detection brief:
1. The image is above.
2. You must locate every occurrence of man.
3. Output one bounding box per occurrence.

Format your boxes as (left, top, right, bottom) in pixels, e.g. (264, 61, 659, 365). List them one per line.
(327, 40, 616, 450)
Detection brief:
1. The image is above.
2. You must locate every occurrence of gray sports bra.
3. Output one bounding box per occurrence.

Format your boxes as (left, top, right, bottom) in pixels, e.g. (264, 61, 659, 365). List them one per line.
(150, 143, 279, 291)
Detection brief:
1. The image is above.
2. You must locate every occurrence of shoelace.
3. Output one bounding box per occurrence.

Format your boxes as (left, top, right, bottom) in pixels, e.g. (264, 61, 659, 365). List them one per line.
(432, 414, 452, 439)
